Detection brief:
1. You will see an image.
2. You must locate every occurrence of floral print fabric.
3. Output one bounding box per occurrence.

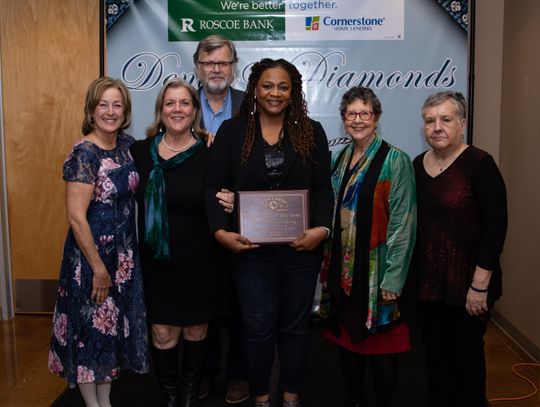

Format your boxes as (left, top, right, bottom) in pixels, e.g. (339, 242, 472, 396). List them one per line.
(48, 133, 148, 388)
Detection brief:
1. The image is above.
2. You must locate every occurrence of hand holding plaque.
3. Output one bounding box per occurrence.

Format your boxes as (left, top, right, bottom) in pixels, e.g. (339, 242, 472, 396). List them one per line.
(237, 190, 309, 244)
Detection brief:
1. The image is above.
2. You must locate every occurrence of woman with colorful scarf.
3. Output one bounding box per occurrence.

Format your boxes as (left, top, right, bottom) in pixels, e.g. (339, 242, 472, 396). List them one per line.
(131, 79, 229, 407)
(319, 87, 417, 407)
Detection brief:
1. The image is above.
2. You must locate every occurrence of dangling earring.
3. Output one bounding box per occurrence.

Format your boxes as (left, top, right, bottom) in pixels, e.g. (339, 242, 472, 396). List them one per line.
(289, 105, 298, 125)
(159, 123, 164, 133)
(90, 116, 95, 125)
(251, 94, 257, 115)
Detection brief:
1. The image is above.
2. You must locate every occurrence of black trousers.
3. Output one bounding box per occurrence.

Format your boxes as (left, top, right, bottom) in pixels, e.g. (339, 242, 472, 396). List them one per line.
(419, 301, 489, 407)
(339, 347, 399, 407)
(205, 265, 248, 382)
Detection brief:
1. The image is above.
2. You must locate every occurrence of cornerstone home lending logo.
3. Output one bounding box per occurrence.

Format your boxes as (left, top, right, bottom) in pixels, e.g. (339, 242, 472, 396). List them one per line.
(304, 15, 386, 33)
(305, 16, 320, 31)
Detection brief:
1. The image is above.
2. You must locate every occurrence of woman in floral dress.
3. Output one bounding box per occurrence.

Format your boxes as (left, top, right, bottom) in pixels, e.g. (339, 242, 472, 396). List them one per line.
(48, 77, 148, 407)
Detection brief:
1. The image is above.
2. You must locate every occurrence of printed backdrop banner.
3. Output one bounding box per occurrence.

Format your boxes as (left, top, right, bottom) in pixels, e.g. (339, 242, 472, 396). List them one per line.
(167, 0, 404, 41)
(105, 0, 468, 157)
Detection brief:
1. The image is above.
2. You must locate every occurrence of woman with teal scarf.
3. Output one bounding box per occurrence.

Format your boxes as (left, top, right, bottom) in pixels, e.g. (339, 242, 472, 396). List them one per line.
(131, 78, 228, 407)
(319, 87, 417, 407)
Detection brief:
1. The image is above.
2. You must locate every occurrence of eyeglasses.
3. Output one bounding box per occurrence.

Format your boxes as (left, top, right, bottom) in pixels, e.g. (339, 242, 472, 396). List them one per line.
(342, 110, 375, 121)
(197, 60, 234, 70)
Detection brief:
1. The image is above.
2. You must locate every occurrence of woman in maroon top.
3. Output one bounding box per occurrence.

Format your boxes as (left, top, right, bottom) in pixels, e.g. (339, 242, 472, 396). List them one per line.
(413, 91, 507, 407)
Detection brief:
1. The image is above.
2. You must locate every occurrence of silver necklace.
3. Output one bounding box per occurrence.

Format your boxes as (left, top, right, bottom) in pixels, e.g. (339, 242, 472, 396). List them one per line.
(161, 134, 193, 153)
(432, 145, 463, 172)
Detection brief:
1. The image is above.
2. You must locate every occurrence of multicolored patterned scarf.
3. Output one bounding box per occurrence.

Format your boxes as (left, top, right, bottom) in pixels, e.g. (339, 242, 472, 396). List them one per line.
(144, 132, 202, 260)
(321, 136, 399, 333)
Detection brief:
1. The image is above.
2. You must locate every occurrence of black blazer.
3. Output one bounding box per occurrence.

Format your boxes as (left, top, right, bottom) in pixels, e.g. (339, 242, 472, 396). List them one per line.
(199, 87, 245, 129)
(205, 113, 334, 236)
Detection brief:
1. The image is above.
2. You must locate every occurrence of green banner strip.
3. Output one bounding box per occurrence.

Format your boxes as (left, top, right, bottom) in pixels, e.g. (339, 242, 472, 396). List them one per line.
(168, 0, 286, 41)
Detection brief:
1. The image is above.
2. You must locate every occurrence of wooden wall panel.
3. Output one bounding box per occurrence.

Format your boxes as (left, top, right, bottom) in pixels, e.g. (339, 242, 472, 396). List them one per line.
(0, 0, 100, 282)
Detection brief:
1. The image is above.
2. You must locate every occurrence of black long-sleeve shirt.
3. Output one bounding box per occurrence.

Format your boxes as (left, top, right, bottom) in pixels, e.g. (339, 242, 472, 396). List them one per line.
(413, 146, 507, 306)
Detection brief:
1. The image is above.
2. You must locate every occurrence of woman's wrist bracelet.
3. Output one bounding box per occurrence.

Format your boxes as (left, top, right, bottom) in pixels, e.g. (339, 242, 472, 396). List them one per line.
(470, 284, 489, 293)
(320, 226, 331, 239)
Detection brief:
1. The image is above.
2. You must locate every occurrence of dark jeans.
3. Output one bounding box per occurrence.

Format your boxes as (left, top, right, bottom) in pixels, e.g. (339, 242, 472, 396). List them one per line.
(233, 245, 321, 396)
(419, 301, 489, 407)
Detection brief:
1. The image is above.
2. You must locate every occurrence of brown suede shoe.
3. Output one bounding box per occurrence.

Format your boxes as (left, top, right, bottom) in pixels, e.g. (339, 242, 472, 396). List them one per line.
(225, 380, 250, 404)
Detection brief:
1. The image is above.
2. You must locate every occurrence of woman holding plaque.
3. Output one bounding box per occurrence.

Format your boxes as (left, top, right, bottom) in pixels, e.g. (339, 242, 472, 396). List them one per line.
(319, 87, 416, 407)
(414, 91, 507, 406)
(205, 58, 333, 407)
(131, 78, 228, 407)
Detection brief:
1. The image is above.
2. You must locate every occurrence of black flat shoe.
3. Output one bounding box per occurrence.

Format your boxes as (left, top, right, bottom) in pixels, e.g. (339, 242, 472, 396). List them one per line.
(344, 396, 367, 407)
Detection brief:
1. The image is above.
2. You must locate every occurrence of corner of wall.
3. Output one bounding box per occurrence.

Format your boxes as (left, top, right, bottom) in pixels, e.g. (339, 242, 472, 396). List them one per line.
(471, 0, 505, 163)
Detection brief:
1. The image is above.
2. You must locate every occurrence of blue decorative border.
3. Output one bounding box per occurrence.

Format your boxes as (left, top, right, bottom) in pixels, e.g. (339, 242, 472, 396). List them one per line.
(105, 0, 135, 30)
(435, 0, 468, 31)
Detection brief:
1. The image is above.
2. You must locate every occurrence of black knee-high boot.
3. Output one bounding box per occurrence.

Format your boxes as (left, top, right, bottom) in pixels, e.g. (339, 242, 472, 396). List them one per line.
(369, 353, 398, 407)
(152, 345, 180, 407)
(339, 347, 368, 407)
(180, 338, 207, 407)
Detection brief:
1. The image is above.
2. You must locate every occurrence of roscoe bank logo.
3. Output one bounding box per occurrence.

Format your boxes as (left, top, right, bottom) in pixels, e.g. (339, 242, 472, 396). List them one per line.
(305, 15, 386, 31)
(176, 17, 276, 32)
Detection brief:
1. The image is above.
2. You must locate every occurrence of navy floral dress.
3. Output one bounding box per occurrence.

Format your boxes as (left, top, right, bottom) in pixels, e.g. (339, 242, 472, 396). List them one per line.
(48, 133, 148, 388)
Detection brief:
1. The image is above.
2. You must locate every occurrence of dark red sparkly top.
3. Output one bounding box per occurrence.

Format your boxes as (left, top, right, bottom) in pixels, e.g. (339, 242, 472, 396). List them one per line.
(413, 146, 507, 306)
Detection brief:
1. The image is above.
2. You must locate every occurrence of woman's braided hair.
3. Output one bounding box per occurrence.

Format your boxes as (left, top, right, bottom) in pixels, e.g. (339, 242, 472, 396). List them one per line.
(238, 58, 314, 166)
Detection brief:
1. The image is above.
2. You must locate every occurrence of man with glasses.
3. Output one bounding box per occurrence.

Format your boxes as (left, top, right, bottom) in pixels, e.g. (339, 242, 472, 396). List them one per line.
(193, 35, 249, 405)
(194, 35, 245, 137)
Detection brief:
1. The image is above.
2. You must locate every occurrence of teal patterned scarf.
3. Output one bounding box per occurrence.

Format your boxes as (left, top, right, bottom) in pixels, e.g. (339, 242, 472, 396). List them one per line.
(321, 136, 398, 332)
(144, 132, 202, 260)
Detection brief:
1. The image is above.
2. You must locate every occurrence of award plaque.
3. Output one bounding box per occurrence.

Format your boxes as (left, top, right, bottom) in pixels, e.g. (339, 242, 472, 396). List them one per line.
(237, 189, 309, 244)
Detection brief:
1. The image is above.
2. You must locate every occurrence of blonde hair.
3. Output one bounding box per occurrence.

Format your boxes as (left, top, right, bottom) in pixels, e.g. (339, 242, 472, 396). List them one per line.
(82, 77, 132, 135)
(145, 78, 206, 142)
